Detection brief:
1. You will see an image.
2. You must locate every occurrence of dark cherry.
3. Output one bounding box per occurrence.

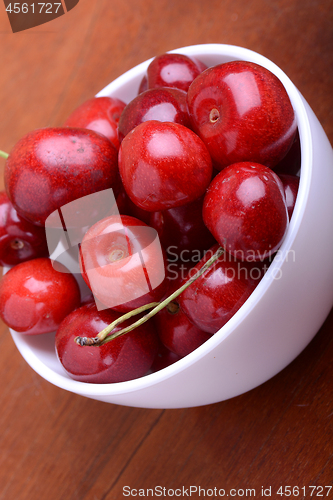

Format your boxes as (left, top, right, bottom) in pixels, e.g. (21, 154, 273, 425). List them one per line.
(118, 120, 213, 212)
(138, 75, 148, 94)
(64, 96, 126, 150)
(0, 257, 81, 335)
(0, 190, 49, 267)
(147, 53, 207, 92)
(155, 273, 211, 357)
(178, 244, 263, 334)
(79, 215, 168, 313)
(5, 127, 119, 226)
(278, 173, 300, 219)
(150, 341, 181, 372)
(117, 87, 191, 143)
(203, 162, 289, 261)
(187, 61, 297, 170)
(55, 302, 159, 383)
(274, 130, 301, 176)
(149, 195, 216, 260)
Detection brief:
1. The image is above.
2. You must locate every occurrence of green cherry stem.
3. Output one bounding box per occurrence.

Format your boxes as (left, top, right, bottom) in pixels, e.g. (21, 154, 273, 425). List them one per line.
(0, 150, 9, 159)
(75, 245, 224, 347)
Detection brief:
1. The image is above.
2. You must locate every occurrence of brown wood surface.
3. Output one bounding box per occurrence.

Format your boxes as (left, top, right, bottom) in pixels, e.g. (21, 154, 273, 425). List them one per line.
(0, 1, 332, 499)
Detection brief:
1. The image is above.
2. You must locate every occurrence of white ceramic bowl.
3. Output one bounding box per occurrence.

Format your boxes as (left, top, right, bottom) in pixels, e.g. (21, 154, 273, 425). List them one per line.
(9, 44, 333, 408)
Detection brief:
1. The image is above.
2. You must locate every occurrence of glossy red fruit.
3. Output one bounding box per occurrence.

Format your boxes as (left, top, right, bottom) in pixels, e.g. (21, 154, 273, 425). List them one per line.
(278, 173, 300, 219)
(117, 87, 191, 143)
(155, 274, 211, 357)
(64, 96, 126, 150)
(147, 53, 207, 92)
(203, 162, 289, 262)
(274, 130, 301, 176)
(187, 61, 297, 170)
(79, 215, 168, 313)
(0, 191, 49, 267)
(55, 302, 159, 383)
(118, 120, 213, 212)
(149, 195, 216, 260)
(178, 244, 263, 334)
(150, 342, 181, 372)
(5, 127, 119, 226)
(0, 257, 81, 334)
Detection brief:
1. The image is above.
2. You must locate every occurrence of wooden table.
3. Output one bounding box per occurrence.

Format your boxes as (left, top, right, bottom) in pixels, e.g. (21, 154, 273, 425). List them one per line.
(0, 1, 332, 498)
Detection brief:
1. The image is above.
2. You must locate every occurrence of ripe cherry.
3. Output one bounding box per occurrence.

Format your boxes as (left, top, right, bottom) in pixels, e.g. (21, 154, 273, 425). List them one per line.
(64, 96, 126, 150)
(178, 244, 263, 334)
(155, 273, 211, 357)
(0, 190, 49, 267)
(187, 61, 297, 170)
(278, 173, 300, 219)
(55, 302, 159, 383)
(0, 257, 81, 334)
(118, 120, 213, 212)
(117, 87, 191, 143)
(5, 127, 119, 226)
(203, 162, 289, 261)
(79, 215, 168, 313)
(149, 195, 216, 260)
(146, 53, 207, 92)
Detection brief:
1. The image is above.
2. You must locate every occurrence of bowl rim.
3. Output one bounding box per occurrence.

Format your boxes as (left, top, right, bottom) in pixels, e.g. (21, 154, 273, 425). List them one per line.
(10, 43, 312, 397)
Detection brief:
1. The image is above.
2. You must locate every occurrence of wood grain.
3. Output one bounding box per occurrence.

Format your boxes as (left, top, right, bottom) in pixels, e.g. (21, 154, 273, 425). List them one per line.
(0, 1, 332, 499)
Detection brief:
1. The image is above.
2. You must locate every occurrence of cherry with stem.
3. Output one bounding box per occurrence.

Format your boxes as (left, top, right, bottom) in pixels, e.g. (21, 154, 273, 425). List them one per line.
(75, 245, 225, 347)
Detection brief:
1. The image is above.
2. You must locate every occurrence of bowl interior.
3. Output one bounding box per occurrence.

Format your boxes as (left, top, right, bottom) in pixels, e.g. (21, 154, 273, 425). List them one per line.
(9, 44, 312, 399)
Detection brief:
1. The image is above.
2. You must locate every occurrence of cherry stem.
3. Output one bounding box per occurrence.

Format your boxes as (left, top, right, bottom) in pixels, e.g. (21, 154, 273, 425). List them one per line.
(0, 150, 9, 159)
(75, 246, 224, 347)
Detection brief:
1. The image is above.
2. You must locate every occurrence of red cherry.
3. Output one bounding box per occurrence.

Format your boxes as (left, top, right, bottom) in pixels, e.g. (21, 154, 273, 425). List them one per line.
(5, 127, 119, 226)
(55, 303, 159, 383)
(203, 162, 289, 261)
(274, 130, 301, 176)
(79, 215, 168, 313)
(64, 96, 126, 150)
(0, 190, 49, 267)
(178, 244, 263, 334)
(0, 257, 81, 335)
(117, 87, 191, 143)
(138, 75, 148, 94)
(147, 53, 207, 92)
(149, 195, 216, 260)
(118, 120, 213, 212)
(155, 273, 211, 357)
(187, 61, 297, 170)
(278, 173, 300, 219)
(150, 342, 181, 372)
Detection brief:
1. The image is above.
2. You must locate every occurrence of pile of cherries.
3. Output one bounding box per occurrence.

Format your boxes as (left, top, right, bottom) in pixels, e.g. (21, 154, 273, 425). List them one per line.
(0, 52, 301, 384)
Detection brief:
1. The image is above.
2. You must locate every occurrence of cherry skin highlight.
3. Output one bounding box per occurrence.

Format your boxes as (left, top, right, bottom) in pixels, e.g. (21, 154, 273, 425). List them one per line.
(0, 257, 81, 335)
(118, 120, 213, 212)
(55, 303, 159, 383)
(203, 162, 289, 262)
(5, 127, 119, 226)
(187, 61, 297, 170)
(79, 214, 168, 313)
(0, 190, 49, 267)
(64, 96, 126, 150)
